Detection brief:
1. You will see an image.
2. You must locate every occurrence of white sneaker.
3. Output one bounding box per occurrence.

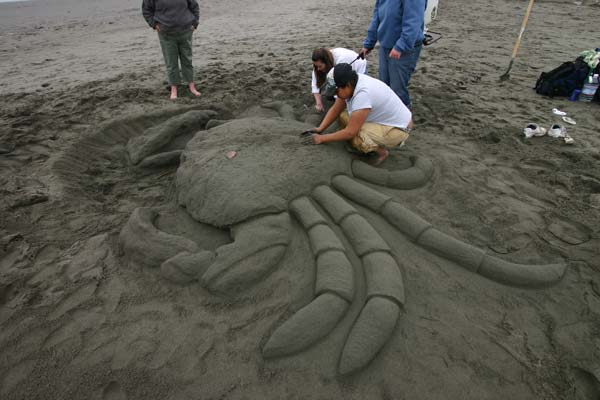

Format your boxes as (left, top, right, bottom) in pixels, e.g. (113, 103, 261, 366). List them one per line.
(523, 123, 547, 138)
(548, 124, 566, 138)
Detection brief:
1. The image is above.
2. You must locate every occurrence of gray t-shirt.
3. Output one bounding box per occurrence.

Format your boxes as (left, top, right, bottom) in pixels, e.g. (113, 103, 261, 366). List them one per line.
(346, 74, 412, 129)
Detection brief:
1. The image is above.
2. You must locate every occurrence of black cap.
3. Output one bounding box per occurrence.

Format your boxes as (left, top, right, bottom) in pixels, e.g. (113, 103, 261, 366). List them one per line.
(333, 63, 356, 87)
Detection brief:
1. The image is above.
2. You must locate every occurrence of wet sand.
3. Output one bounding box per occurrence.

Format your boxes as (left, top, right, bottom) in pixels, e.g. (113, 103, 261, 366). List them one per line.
(1, 0, 599, 399)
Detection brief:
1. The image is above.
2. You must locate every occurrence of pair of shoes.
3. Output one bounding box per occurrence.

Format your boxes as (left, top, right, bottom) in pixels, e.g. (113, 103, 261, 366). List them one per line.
(523, 123, 547, 138)
(524, 123, 574, 144)
(551, 108, 577, 124)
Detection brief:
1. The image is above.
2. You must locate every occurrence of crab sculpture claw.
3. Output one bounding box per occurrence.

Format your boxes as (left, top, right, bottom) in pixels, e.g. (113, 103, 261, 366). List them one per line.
(197, 213, 290, 292)
(126, 109, 218, 168)
(119, 208, 291, 294)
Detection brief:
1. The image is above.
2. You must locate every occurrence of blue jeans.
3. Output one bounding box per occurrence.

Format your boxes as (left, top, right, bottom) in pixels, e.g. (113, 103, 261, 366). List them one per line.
(378, 43, 422, 109)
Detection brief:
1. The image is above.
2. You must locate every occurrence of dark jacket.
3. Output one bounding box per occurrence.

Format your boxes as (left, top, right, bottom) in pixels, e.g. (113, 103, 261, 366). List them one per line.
(142, 0, 199, 33)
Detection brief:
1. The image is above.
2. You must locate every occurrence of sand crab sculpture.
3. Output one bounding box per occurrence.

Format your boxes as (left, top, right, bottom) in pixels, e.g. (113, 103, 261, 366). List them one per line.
(118, 105, 567, 375)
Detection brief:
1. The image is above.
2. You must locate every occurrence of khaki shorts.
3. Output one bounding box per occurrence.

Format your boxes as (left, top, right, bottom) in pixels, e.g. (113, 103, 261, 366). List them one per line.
(339, 111, 410, 154)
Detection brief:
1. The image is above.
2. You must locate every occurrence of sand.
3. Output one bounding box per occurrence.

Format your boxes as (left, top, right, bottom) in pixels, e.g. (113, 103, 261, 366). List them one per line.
(1, 0, 600, 399)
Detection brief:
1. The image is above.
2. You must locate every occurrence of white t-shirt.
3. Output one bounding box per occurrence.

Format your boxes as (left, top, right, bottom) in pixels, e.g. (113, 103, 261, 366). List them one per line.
(346, 74, 412, 129)
(311, 48, 367, 94)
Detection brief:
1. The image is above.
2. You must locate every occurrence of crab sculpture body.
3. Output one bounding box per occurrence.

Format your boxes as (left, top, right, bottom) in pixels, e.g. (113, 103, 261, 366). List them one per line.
(119, 107, 566, 375)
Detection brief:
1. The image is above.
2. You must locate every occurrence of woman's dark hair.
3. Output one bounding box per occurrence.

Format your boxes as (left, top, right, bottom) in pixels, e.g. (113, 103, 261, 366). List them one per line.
(312, 48, 334, 89)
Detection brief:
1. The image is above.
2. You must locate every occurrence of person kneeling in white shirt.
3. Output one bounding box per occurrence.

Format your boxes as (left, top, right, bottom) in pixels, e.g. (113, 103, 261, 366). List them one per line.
(311, 48, 367, 112)
(305, 63, 413, 165)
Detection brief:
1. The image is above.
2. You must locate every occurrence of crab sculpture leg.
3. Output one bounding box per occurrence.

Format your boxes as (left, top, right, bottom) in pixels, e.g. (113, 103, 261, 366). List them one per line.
(333, 171, 566, 287)
(352, 154, 435, 189)
(263, 186, 406, 375)
(262, 197, 355, 358)
(310, 186, 407, 374)
(119, 208, 291, 293)
(346, 157, 565, 287)
(263, 157, 566, 375)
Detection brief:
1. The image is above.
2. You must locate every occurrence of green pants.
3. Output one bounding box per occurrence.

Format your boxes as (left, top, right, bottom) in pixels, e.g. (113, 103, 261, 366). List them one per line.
(158, 29, 194, 86)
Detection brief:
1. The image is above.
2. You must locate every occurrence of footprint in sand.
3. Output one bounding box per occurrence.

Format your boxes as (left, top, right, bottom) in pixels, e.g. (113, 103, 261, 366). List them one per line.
(547, 217, 591, 245)
(102, 381, 127, 400)
(571, 367, 600, 400)
(0, 359, 37, 396)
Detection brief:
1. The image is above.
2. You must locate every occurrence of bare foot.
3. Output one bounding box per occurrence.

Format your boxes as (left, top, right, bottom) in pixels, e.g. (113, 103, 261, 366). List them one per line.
(170, 85, 178, 100)
(189, 83, 201, 97)
(367, 148, 389, 166)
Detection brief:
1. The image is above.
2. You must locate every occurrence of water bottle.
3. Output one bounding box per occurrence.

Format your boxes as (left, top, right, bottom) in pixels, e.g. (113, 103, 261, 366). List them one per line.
(580, 73, 599, 102)
(569, 89, 581, 101)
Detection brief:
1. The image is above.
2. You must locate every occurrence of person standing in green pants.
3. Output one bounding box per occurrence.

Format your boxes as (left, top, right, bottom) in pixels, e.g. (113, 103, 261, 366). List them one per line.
(142, 0, 202, 100)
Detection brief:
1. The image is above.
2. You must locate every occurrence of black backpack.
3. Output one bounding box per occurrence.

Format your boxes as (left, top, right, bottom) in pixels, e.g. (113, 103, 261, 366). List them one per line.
(534, 57, 590, 97)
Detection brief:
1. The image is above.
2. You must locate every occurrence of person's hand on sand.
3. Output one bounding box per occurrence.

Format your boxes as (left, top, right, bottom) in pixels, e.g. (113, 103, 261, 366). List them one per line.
(299, 128, 323, 145)
(300, 133, 323, 145)
(311, 134, 325, 145)
(389, 48, 401, 60)
(154, 24, 160, 32)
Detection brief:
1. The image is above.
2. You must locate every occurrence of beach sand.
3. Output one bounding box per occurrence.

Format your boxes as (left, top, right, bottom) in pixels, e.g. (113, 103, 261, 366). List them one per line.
(1, 0, 599, 399)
